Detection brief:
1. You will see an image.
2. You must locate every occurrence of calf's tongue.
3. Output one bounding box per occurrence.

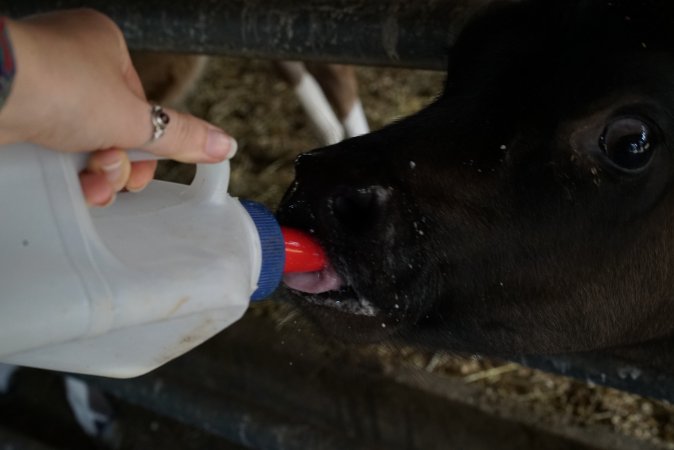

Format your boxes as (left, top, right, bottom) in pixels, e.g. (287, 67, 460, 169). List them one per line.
(283, 265, 344, 294)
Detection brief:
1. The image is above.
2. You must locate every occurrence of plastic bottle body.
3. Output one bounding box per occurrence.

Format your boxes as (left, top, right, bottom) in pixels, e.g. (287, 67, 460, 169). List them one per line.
(0, 143, 265, 377)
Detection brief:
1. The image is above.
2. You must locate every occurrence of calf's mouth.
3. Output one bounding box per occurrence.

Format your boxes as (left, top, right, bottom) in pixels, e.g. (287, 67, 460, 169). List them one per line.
(283, 264, 382, 317)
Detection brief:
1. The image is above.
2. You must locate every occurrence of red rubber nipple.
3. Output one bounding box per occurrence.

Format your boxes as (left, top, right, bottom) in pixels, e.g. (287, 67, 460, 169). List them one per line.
(282, 227, 327, 273)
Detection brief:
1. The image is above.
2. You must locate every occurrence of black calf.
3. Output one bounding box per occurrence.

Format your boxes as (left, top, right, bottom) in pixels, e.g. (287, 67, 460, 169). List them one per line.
(279, 0, 674, 357)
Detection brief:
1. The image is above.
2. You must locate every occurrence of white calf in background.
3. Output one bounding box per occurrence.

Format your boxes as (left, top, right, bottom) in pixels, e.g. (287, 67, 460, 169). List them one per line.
(275, 61, 369, 144)
(132, 52, 370, 145)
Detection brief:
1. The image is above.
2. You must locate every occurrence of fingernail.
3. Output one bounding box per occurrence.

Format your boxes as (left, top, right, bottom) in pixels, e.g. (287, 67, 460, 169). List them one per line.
(101, 193, 117, 208)
(126, 182, 149, 193)
(206, 130, 237, 160)
(102, 159, 123, 184)
(227, 136, 238, 159)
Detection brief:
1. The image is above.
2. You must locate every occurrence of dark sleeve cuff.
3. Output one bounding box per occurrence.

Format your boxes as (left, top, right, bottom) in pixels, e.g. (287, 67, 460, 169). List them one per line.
(0, 17, 15, 110)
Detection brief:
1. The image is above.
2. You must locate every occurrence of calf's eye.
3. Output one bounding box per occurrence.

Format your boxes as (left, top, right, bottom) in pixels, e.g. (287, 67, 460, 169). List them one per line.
(599, 117, 655, 171)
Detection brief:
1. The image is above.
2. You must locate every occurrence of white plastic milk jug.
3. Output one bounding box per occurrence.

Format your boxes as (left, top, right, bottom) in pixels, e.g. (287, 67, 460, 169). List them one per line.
(0, 142, 288, 378)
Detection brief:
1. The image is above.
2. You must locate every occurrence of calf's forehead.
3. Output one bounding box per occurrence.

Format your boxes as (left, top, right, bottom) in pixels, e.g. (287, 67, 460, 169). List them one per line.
(447, 2, 674, 103)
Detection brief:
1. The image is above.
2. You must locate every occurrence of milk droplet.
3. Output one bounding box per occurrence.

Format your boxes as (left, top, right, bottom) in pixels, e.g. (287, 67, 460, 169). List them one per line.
(409, 161, 416, 169)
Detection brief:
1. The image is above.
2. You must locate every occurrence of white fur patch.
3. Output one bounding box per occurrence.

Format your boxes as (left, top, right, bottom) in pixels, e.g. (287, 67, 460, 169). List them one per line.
(295, 73, 345, 145)
(342, 99, 370, 138)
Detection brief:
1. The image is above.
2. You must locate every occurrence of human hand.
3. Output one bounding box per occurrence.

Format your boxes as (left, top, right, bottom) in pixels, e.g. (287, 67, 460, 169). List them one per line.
(0, 9, 236, 206)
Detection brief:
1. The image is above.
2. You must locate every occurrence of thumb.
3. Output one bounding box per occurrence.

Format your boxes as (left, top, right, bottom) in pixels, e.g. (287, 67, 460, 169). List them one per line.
(125, 98, 237, 163)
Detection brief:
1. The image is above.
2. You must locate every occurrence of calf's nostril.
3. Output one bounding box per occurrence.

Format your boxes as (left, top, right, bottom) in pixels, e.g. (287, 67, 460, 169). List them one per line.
(330, 186, 389, 233)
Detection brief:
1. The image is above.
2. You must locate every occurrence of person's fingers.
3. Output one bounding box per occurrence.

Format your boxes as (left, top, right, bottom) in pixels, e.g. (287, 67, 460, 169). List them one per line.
(144, 106, 238, 163)
(114, 95, 237, 163)
(80, 152, 156, 206)
(86, 148, 132, 192)
(126, 160, 157, 192)
(79, 171, 115, 207)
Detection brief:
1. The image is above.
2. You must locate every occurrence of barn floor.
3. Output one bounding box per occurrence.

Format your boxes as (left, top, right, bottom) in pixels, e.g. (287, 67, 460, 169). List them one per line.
(2, 56, 674, 449)
(0, 313, 668, 449)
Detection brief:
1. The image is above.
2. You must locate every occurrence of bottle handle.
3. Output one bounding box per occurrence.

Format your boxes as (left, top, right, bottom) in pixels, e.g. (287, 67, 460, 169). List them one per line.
(69, 149, 230, 204)
(70, 149, 165, 172)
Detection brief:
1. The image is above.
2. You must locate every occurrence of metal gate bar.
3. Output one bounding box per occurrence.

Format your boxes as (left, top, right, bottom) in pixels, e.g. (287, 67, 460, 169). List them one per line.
(0, 0, 498, 70)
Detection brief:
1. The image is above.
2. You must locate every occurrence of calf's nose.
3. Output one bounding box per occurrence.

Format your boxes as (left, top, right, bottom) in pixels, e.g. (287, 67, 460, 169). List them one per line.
(279, 145, 393, 237)
(328, 185, 389, 235)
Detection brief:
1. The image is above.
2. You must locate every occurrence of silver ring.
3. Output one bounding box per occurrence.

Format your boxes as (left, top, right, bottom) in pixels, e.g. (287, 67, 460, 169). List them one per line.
(150, 104, 170, 142)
